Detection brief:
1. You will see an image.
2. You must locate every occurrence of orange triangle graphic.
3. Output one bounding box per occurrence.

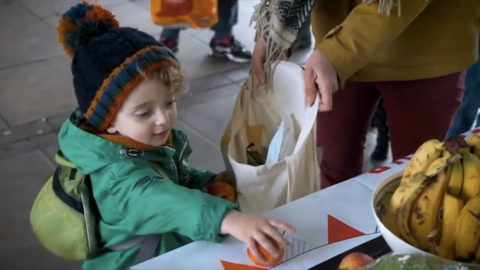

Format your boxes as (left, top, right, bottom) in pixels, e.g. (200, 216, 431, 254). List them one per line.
(328, 215, 365, 244)
(220, 260, 266, 270)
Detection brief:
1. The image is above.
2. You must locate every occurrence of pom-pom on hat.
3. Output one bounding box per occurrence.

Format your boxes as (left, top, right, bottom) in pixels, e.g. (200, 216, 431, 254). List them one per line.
(57, 1, 178, 131)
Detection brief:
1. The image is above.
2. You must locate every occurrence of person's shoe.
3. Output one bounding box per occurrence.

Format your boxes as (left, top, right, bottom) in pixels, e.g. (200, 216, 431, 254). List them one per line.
(159, 36, 179, 53)
(209, 37, 252, 63)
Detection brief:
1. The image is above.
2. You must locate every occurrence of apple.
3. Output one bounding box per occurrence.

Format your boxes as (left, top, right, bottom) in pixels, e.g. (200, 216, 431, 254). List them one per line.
(338, 252, 374, 270)
(206, 182, 236, 203)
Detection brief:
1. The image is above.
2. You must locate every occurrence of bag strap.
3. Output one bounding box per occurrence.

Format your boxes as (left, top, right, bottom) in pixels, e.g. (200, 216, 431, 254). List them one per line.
(229, 73, 282, 139)
(52, 166, 84, 213)
(105, 234, 163, 266)
(150, 162, 172, 182)
(229, 75, 255, 136)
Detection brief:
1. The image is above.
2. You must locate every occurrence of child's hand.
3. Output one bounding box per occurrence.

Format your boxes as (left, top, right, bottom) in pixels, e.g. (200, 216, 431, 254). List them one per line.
(220, 210, 295, 261)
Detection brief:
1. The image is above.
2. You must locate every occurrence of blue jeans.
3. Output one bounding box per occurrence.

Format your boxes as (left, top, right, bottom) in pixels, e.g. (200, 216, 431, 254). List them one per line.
(160, 0, 238, 40)
(446, 54, 480, 138)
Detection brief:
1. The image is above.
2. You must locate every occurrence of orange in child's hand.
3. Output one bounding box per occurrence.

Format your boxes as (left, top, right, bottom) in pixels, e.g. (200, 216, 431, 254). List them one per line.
(207, 182, 236, 203)
(247, 241, 285, 267)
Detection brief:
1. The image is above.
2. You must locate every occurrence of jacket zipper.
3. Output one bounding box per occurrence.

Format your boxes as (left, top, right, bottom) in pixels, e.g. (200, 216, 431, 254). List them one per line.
(175, 140, 189, 186)
(153, 140, 189, 184)
(178, 140, 189, 162)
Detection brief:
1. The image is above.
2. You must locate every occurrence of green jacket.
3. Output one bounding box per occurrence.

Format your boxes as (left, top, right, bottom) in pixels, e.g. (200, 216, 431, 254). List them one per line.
(58, 109, 240, 270)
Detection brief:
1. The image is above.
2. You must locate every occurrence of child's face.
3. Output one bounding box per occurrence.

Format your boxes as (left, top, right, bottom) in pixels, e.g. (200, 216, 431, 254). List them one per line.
(107, 79, 177, 147)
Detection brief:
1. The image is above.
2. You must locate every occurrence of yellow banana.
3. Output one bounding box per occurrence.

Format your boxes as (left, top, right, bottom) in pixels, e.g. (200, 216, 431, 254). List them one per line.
(396, 173, 430, 246)
(383, 140, 444, 238)
(467, 134, 480, 159)
(401, 139, 444, 184)
(444, 135, 470, 156)
(475, 241, 480, 263)
(424, 150, 463, 178)
(460, 152, 480, 202)
(409, 165, 451, 251)
(433, 193, 465, 260)
(426, 218, 442, 254)
(429, 230, 455, 261)
(454, 194, 480, 260)
(470, 235, 480, 263)
(447, 159, 464, 197)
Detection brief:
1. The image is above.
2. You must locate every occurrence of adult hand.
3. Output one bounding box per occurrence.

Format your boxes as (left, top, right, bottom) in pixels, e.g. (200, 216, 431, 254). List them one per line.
(220, 210, 295, 262)
(251, 38, 267, 85)
(304, 49, 338, 111)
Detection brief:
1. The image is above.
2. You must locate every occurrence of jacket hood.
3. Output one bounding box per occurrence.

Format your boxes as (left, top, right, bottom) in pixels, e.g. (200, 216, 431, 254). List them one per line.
(57, 109, 125, 174)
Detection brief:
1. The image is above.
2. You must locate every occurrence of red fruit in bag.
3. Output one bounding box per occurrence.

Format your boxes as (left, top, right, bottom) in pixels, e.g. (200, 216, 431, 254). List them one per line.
(206, 182, 236, 203)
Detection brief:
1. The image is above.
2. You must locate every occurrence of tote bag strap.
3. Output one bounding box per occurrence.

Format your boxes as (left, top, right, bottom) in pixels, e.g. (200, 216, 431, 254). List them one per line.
(229, 75, 255, 137)
(229, 65, 286, 140)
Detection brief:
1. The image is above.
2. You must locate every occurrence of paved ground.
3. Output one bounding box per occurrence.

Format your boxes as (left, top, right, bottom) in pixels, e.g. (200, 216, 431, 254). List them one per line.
(0, 0, 386, 269)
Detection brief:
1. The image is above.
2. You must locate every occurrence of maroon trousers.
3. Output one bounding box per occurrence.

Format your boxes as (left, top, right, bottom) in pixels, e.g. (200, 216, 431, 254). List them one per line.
(317, 72, 465, 189)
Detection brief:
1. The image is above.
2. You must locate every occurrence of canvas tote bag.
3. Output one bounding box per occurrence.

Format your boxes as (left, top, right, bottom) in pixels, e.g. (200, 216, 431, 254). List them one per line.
(220, 60, 321, 214)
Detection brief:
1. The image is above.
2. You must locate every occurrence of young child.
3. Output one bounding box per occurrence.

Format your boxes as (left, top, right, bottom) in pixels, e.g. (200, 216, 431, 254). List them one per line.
(56, 3, 294, 270)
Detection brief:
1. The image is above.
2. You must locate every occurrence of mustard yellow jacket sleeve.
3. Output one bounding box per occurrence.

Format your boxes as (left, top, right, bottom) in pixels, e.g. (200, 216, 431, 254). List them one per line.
(314, 0, 433, 87)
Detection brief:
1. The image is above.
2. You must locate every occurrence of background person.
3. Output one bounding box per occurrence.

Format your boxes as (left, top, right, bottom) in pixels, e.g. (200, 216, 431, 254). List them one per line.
(252, 0, 478, 188)
(159, 0, 252, 63)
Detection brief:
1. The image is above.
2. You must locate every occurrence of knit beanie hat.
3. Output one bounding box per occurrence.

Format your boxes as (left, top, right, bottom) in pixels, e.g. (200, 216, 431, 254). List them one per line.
(57, 1, 179, 131)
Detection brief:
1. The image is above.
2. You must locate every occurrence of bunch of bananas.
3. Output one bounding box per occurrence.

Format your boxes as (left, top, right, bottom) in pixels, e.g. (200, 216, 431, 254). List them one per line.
(382, 134, 480, 263)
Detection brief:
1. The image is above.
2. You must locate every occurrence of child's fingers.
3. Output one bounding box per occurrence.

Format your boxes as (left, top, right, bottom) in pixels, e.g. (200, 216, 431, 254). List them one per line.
(268, 219, 296, 233)
(254, 232, 280, 258)
(247, 238, 264, 262)
(263, 226, 290, 248)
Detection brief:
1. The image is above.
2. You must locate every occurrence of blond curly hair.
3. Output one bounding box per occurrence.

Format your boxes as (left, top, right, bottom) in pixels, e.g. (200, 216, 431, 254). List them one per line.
(140, 61, 189, 95)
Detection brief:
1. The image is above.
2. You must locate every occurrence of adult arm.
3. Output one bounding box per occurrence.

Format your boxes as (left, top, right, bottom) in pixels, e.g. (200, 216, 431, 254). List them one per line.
(313, 0, 432, 87)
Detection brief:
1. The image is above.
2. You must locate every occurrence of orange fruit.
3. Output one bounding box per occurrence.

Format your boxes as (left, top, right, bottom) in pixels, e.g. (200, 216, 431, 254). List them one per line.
(247, 242, 285, 267)
(207, 182, 236, 203)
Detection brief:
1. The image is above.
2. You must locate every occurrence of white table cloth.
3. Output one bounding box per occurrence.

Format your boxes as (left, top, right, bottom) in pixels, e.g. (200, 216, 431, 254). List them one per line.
(132, 129, 480, 270)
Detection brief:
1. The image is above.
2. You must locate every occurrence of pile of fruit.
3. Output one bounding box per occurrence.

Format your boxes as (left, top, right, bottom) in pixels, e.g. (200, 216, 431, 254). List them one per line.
(338, 252, 468, 269)
(382, 134, 480, 263)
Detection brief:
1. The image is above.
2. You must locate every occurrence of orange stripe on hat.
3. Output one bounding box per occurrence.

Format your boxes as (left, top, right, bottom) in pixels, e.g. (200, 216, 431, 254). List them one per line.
(84, 45, 178, 130)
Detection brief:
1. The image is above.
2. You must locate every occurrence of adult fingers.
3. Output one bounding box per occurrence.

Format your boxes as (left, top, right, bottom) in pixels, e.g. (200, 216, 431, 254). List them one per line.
(251, 41, 267, 85)
(247, 237, 265, 262)
(304, 67, 317, 106)
(318, 82, 334, 112)
(251, 62, 266, 85)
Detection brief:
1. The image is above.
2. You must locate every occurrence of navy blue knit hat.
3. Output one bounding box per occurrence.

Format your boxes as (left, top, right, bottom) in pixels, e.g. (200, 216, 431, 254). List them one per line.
(57, 1, 178, 131)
